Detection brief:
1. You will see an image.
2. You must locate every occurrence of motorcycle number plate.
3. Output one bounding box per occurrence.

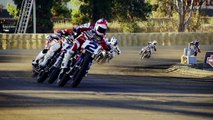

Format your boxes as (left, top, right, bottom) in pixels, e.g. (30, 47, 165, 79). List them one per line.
(81, 40, 101, 55)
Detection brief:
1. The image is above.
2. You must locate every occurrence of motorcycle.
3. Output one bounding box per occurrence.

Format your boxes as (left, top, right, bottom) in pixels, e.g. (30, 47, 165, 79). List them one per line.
(35, 36, 74, 83)
(57, 39, 102, 88)
(94, 49, 111, 64)
(56, 53, 79, 87)
(139, 46, 152, 60)
(32, 59, 43, 77)
(189, 45, 201, 56)
(32, 49, 49, 77)
(36, 51, 60, 83)
(94, 46, 120, 64)
(47, 43, 72, 84)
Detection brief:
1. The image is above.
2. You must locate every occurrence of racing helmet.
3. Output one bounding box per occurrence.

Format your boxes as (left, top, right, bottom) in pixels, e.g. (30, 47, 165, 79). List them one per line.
(94, 18, 108, 38)
(152, 40, 157, 45)
(95, 18, 109, 28)
(194, 39, 199, 47)
(109, 37, 118, 46)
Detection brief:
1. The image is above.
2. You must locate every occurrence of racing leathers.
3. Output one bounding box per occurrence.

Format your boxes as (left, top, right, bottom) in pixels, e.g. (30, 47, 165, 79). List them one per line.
(32, 34, 69, 67)
(60, 30, 110, 70)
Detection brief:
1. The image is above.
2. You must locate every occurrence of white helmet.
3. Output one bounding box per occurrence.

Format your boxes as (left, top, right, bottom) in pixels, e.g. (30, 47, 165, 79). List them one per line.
(152, 40, 157, 45)
(94, 18, 108, 37)
(109, 37, 118, 46)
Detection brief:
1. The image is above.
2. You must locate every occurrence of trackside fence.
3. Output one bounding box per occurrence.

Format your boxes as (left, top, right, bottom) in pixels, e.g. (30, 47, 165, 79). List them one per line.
(0, 32, 212, 49)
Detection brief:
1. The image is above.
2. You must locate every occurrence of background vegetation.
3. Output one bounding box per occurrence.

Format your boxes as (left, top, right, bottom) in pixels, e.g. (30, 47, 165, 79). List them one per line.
(4, 0, 213, 33)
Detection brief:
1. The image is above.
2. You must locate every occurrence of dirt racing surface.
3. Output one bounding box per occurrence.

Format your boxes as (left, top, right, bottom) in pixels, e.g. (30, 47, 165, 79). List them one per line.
(0, 46, 213, 120)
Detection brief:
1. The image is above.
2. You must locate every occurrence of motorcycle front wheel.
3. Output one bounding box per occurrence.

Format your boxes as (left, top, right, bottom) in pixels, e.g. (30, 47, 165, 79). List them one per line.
(71, 54, 92, 88)
(37, 70, 48, 83)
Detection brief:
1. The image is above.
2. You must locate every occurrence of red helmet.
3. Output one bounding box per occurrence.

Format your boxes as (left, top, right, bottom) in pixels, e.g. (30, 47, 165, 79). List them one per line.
(95, 18, 108, 28)
(94, 18, 108, 37)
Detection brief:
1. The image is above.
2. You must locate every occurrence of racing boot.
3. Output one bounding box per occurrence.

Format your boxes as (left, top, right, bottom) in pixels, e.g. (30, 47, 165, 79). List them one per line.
(32, 51, 45, 66)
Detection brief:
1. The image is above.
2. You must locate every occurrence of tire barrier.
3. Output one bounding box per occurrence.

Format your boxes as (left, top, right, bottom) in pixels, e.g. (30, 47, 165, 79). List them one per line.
(0, 34, 47, 50)
(0, 32, 212, 49)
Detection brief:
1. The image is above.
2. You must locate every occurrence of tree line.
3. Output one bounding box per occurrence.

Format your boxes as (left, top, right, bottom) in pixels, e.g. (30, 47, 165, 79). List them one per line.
(7, 0, 207, 33)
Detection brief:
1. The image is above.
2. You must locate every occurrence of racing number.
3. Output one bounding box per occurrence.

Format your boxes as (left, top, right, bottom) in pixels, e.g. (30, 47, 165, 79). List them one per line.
(84, 41, 99, 53)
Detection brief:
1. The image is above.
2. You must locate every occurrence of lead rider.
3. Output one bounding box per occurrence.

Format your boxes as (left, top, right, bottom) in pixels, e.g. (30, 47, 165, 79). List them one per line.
(60, 18, 111, 73)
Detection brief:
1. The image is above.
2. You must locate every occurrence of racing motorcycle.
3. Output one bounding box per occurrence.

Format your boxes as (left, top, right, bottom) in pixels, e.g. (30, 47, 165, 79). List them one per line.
(36, 51, 61, 83)
(32, 59, 43, 77)
(35, 36, 73, 83)
(189, 44, 201, 56)
(32, 49, 49, 77)
(47, 43, 72, 84)
(57, 39, 102, 88)
(94, 47, 120, 64)
(139, 46, 152, 60)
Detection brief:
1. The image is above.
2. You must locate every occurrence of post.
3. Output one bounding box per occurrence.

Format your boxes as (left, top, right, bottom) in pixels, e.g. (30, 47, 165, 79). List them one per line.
(187, 43, 191, 56)
(33, 0, 36, 33)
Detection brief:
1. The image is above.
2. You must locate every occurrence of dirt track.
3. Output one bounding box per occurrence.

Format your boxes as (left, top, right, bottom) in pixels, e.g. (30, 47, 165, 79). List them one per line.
(0, 46, 213, 120)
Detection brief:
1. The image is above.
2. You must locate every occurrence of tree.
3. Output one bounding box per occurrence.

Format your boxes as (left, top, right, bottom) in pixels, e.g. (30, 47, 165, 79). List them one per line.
(112, 0, 152, 32)
(6, 3, 18, 19)
(71, 0, 112, 25)
(71, 0, 152, 32)
(52, 0, 71, 18)
(148, 0, 205, 32)
(148, 0, 174, 18)
(175, 0, 205, 32)
(12, 0, 71, 33)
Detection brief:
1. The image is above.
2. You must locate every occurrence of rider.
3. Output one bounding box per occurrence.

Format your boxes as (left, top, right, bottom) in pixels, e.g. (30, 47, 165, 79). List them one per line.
(139, 40, 157, 55)
(144, 40, 157, 51)
(60, 18, 111, 73)
(104, 37, 121, 61)
(190, 39, 201, 52)
(32, 29, 73, 67)
(189, 39, 201, 56)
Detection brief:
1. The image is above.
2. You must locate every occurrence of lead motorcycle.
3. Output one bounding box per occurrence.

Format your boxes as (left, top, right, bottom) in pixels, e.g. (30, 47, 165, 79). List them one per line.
(57, 39, 102, 88)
